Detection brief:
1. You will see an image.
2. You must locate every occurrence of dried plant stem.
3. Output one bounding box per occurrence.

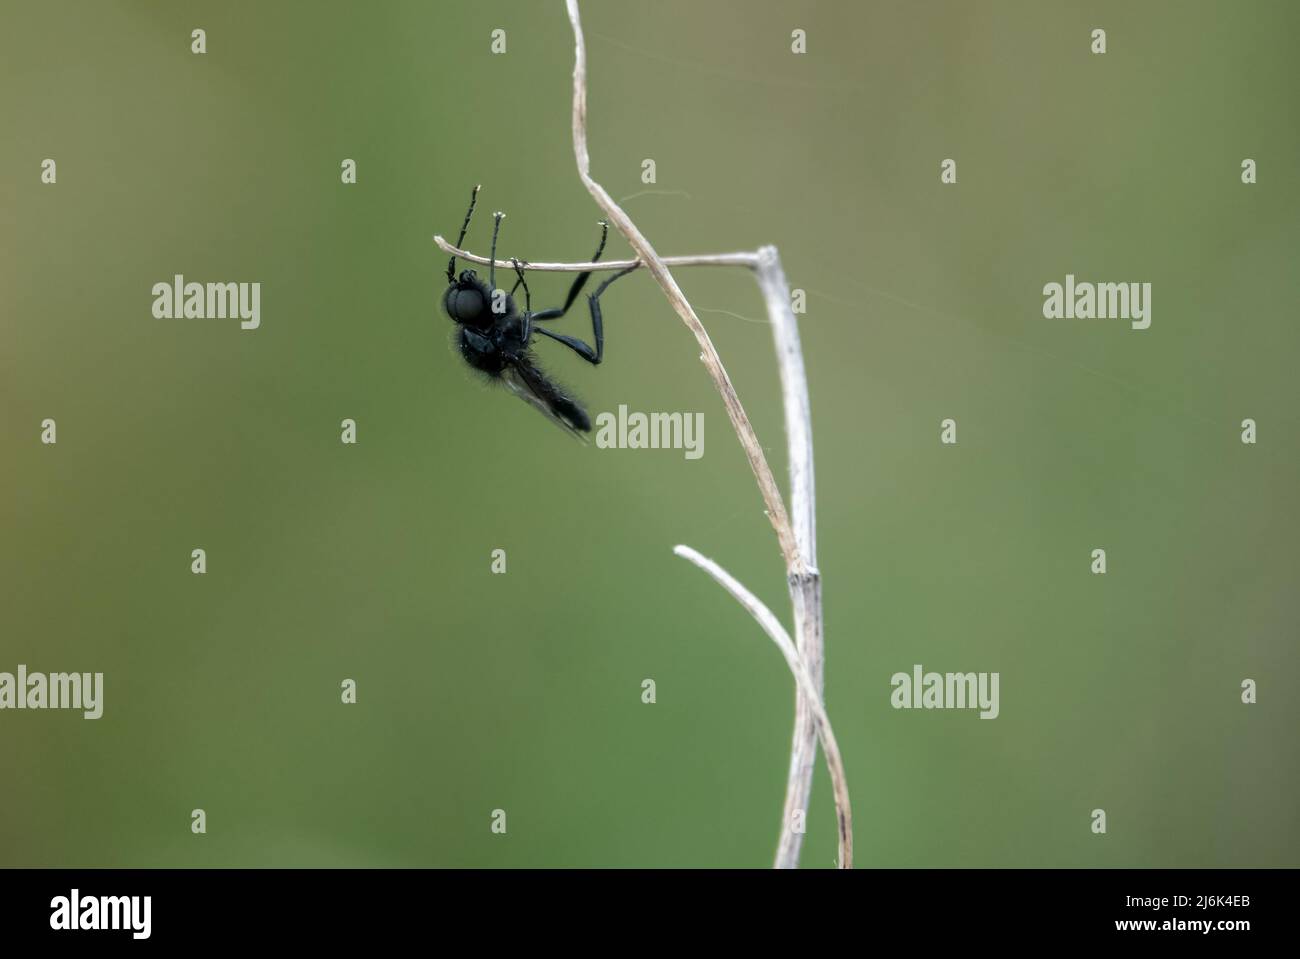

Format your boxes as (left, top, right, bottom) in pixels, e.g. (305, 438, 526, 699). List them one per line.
(565, 3, 798, 569)
(566, 0, 843, 869)
(753, 244, 827, 869)
(674, 547, 848, 866)
(431, 236, 759, 273)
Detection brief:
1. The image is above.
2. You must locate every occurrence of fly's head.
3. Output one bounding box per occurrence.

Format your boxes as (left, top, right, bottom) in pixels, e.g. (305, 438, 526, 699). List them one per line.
(443, 271, 494, 330)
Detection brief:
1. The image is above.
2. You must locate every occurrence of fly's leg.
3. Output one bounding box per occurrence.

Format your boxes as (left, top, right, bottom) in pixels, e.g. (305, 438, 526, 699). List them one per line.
(533, 264, 635, 365)
(512, 257, 532, 341)
(445, 184, 480, 283)
(488, 211, 505, 293)
(530, 221, 610, 322)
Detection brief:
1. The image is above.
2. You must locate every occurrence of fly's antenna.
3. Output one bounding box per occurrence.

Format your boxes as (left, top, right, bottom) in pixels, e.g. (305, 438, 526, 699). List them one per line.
(446, 184, 481, 283)
(489, 210, 505, 292)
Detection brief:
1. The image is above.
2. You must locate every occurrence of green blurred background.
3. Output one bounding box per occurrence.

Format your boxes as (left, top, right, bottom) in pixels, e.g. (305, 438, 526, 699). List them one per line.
(1, 0, 1297, 867)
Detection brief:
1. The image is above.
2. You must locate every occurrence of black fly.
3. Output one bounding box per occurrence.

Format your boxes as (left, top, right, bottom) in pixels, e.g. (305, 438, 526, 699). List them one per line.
(441, 185, 635, 438)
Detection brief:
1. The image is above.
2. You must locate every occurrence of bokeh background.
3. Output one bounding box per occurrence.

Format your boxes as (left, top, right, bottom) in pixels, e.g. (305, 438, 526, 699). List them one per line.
(1, 0, 1296, 868)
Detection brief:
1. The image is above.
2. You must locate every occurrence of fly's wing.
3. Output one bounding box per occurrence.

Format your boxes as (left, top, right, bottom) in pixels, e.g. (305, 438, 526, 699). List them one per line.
(501, 359, 592, 443)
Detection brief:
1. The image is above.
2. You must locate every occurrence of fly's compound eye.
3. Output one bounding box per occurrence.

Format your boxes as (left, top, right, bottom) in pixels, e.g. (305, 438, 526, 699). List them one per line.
(446, 286, 485, 324)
